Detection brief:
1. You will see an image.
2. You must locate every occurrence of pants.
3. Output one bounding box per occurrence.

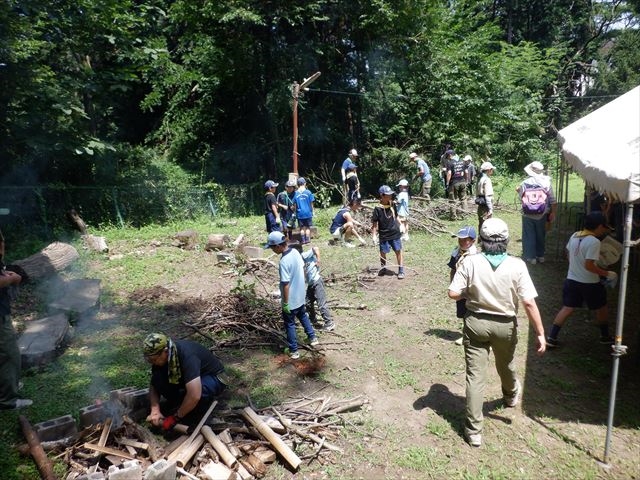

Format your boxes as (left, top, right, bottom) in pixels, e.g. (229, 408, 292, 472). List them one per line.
(0, 314, 21, 408)
(306, 279, 332, 323)
(448, 182, 467, 218)
(282, 305, 316, 352)
(521, 215, 547, 259)
(419, 179, 432, 198)
(265, 212, 281, 233)
(463, 312, 518, 436)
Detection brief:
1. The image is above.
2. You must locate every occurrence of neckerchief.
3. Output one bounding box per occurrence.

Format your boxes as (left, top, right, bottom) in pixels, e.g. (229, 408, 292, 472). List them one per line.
(482, 252, 508, 270)
(167, 339, 181, 385)
(574, 229, 596, 239)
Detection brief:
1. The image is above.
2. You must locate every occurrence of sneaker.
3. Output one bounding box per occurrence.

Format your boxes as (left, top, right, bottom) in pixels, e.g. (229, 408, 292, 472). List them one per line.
(526, 258, 537, 265)
(546, 336, 560, 348)
(536, 257, 545, 264)
(504, 379, 521, 407)
(397, 271, 405, 280)
(289, 351, 300, 359)
(343, 242, 356, 248)
(322, 322, 335, 332)
(464, 432, 482, 447)
(6, 399, 33, 409)
(599, 336, 614, 345)
(309, 337, 319, 346)
(454, 336, 464, 346)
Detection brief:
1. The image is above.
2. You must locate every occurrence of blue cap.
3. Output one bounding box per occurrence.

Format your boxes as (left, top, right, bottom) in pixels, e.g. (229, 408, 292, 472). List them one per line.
(297, 177, 306, 185)
(378, 185, 393, 196)
(264, 180, 278, 189)
(452, 226, 476, 240)
(264, 231, 286, 248)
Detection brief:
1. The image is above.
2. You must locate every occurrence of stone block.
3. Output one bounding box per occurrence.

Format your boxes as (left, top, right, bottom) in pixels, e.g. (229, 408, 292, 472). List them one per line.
(79, 403, 107, 428)
(107, 460, 142, 480)
(144, 459, 176, 480)
(241, 245, 263, 258)
(33, 414, 77, 442)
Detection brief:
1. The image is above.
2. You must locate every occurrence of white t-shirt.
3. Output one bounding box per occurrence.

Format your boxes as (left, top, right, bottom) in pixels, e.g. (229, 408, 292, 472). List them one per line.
(566, 233, 601, 283)
(449, 254, 537, 317)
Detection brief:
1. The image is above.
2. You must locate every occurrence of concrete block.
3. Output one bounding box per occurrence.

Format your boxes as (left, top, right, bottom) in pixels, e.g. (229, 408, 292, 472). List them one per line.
(107, 460, 142, 480)
(241, 245, 263, 258)
(110, 386, 138, 403)
(33, 414, 77, 442)
(123, 388, 149, 411)
(144, 459, 176, 480)
(79, 403, 107, 428)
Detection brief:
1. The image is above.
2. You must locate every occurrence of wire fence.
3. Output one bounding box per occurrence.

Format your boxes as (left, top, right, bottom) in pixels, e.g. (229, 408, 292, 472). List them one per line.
(0, 184, 266, 239)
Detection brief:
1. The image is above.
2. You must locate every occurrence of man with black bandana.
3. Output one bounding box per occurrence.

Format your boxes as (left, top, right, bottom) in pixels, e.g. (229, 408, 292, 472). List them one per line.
(144, 333, 226, 430)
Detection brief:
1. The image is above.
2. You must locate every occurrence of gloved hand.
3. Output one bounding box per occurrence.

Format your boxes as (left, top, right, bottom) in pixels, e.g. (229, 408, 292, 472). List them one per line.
(282, 303, 291, 314)
(162, 415, 178, 431)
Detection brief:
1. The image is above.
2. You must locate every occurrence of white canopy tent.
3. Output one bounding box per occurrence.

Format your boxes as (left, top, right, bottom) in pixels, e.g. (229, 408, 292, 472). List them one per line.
(557, 85, 640, 464)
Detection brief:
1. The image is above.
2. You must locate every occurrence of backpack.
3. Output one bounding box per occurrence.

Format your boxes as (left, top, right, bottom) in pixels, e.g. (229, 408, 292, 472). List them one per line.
(521, 183, 548, 215)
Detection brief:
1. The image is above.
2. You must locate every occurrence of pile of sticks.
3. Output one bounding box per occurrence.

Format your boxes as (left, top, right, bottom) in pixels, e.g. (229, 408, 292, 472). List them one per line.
(28, 394, 367, 479)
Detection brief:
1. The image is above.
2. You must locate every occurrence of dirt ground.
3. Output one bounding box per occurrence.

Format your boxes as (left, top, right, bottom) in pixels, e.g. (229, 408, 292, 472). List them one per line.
(92, 218, 640, 480)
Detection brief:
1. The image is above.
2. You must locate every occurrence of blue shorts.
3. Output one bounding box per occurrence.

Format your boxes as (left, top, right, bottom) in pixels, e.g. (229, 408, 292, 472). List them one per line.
(379, 238, 402, 254)
(562, 279, 607, 310)
(298, 217, 313, 228)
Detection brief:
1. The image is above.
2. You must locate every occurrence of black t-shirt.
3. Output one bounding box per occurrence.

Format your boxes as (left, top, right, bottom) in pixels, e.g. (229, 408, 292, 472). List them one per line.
(151, 340, 224, 401)
(371, 204, 401, 242)
(447, 158, 466, 185)
(264, 192, 278, 215)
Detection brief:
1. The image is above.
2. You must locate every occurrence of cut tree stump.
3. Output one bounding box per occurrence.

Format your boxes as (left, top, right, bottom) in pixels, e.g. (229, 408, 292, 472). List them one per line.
(12, 242, 79, 281)
(18, 313, 72, 368)
(205, 234, 231, 251)
(174, 229, 199, 250)
(48, 278, 101, 319)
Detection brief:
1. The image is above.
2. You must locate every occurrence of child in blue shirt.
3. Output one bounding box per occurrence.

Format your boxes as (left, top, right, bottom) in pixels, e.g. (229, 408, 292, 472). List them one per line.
(292, 244, 335, 331)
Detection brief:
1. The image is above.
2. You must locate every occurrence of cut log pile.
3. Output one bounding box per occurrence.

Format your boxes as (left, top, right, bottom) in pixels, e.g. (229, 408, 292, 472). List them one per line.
(29, 395, 367, 479)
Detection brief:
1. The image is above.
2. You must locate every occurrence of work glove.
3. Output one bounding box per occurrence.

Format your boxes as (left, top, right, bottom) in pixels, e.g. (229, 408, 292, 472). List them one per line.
(162, 415, 178, 431)
(282, 303, 291, 314)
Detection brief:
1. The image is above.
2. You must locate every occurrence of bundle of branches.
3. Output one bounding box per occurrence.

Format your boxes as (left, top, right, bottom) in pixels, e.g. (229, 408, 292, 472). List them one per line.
(181, 288, 289, 351)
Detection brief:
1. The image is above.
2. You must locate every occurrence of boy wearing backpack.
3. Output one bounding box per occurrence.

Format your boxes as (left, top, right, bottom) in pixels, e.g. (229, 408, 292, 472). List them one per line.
(517, 161, 557, 264)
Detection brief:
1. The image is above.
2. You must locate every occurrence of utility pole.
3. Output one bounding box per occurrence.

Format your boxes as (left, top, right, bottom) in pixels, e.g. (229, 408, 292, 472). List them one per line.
(291, 72, 321, 174)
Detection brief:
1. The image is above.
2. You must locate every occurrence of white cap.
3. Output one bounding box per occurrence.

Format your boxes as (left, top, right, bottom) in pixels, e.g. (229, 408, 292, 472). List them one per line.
(409, 152, 418, 159)
(396, 179, 409, 187)
(480, 218, 509, 241)
(463, 155, 472, 162)
(480, 161, 495, 171)
(349, 149, 358, 157)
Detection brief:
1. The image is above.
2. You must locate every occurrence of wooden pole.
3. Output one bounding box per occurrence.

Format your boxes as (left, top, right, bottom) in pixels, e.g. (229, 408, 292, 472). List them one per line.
(172, 434, 205, 468)
(292, 82, 300, 174)
(18, 415, 57, 480)
(184, 400, 218, 447)
(241, 407, 301, 470)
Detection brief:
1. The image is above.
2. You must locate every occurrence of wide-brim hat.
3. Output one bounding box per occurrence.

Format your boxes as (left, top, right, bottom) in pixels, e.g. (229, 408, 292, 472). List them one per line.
(524, 161, 544, 177)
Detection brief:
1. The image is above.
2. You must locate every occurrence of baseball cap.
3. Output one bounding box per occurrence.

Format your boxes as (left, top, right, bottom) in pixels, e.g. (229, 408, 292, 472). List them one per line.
(264, 180, 278, 189)
(349, 149, 358, 156)
(480, 161, 495, 171)
(480, 218, 509, 241)
(445, 149, 455, 156)
(397, 179, 409, 187)
(297, 177, 306, 185)
(378, 185, 394, 196)
(452, 226, 476, 240)
(264, 231, 286, 248)
(463, 155, 473, 162)
(285, 179, 296, 187)
(409, 152, 418, 159)
(584, 211, 613, 231)
(143, 333, 169, 356)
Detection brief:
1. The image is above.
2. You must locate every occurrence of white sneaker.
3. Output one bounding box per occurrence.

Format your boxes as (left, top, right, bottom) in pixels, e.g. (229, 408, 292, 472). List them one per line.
(536, 257, 545, 263)
(465, 432, 482, 447)
(454, 336, 463, 346)
(10, 399, 33, 409)
(505, 379, 521, 407)
(289, 351, 300, 359)
(526, 258, 537, 265)
(343, 242, 356, 248)
(309, 337, 319, 346)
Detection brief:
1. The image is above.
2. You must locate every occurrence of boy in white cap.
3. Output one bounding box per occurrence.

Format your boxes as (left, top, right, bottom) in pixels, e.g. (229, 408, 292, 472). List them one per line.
(372, 185, 405, 279)
(396, 179, 410, 241)
(265, 231, 318, 359)
(341, 149, 359, 202)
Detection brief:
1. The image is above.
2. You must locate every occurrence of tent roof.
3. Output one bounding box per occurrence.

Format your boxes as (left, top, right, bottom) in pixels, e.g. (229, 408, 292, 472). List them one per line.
(557, 86, 640, 203)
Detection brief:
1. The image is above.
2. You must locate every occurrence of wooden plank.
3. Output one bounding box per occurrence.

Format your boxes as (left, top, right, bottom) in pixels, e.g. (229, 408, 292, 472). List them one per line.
(83, 442, 135, 460)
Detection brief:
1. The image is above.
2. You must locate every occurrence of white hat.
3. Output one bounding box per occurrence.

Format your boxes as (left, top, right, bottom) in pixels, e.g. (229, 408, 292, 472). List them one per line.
(524, 161, 544, 177)
(480, 161, 495, 171)
(463, 155, 472, 162)
(409, 152, 418, 159)
(396, 179, 409, 187)
(349, 149, 358, 157)
(480, 218, 509, 241)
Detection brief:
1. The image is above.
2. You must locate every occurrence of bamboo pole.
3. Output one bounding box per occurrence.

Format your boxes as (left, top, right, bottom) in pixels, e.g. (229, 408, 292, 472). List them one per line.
(184, 400, 218, 447)
(172, 434, 205, 468)
(18, 416, 57, 480)
(201, 426, 236, 468)
(241, 407, 301, 470)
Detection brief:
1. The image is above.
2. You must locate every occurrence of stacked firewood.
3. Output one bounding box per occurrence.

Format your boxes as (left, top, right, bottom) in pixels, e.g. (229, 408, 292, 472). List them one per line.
(26, 394, 367, 479)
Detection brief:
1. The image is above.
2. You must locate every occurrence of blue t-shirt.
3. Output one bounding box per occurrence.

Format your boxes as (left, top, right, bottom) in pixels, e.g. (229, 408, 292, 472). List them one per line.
(301, 250, 321, 285)
(341, 157, 352, 172)
(279, 248, 307, 309)
(294, 188, 315, 220)
(330, 207, 349, 233)
(417, 159, 431, 182)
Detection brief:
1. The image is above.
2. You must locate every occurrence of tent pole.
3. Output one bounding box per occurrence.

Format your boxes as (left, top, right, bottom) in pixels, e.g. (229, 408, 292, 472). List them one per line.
(603, 202, 632, 464)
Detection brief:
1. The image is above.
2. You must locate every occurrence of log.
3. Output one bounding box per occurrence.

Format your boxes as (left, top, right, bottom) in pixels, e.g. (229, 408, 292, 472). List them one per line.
(121, 416, 163, 462)
(18, 415, 57, 480)
(68, 208, 88, 235)
(241, 407, 301, 470)
(205, 234, 231, 251)
(82, 234, 109, 253)
(174, 229, 199, 250)
(164, 434, 189, 458)
(170, 434, 205, 468)
(201, 426, 236, 468)
(231, 234, 245, 247)
(13, 242, 79, 281)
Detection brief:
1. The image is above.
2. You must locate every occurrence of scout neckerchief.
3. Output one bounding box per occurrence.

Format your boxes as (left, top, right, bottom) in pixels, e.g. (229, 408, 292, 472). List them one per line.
(571, 229, 597, 257)
(481, 252, 508, 270)
(377, 202, 396, 221)
(167, 339, 181, 385)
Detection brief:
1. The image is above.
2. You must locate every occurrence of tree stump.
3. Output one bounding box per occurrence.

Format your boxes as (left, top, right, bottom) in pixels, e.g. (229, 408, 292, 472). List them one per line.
(205, 234, 230, 251)
(12, 242, 79, 282)
(173, 229, 199, 250)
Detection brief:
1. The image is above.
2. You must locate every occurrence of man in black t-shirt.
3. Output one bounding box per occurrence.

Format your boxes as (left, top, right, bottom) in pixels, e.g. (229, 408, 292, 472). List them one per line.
(144, 333, 226, 430)
(446, 152, 468, 220)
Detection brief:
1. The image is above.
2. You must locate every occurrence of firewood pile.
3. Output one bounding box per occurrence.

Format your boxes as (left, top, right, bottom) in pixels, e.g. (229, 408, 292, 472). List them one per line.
(31, 394, 367, 479)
